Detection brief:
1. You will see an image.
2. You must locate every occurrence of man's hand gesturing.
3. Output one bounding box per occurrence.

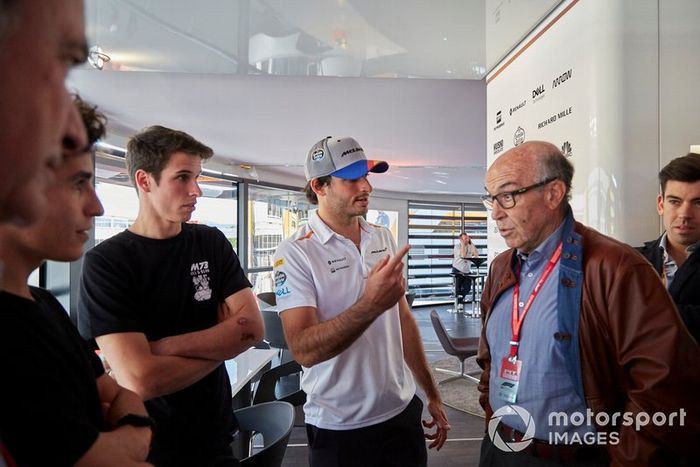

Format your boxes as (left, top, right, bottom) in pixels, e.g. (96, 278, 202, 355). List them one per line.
(361, 244, 410, 316)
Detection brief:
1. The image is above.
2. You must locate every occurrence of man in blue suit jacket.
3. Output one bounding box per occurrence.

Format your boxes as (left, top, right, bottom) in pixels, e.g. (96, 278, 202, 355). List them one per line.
(637, 152, 700, 343)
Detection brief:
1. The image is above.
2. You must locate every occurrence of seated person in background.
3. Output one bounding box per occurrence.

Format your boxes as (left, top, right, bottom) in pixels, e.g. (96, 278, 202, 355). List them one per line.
(77, 125, 264, 467)
(0, 96, 153, 466)
(452, 232, 479, 303)
(637, 153, 700, 343)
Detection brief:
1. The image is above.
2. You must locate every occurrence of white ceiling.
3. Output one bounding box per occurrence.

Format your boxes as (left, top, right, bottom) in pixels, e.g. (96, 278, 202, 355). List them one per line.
(69, 70, 487, 194)
(85, 0, 487, 78)
(70, 0, 560, 195)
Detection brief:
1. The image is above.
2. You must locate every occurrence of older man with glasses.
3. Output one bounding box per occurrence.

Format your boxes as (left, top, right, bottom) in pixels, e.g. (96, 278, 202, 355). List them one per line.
(0, 0, 89, 227)
(476, 141, 699, 466)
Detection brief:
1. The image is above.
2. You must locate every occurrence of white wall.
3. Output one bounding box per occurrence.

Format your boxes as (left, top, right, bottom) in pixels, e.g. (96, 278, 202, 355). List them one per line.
(485, 0, 679, 260)
(485, 0, 700, 256)
(485, 0, 562, 70)
(659, 0, 700, 165)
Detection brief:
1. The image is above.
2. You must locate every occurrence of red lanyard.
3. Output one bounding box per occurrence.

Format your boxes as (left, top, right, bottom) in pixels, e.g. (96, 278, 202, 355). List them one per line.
(509, 242, 563, 359)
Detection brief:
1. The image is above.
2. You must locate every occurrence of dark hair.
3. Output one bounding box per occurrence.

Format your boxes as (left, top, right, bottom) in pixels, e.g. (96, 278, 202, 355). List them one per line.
(659, 153, 700, 195)
(538, 145, 574, 202)
(0, 0, 19, 42)
(73, 94, 106, 148)
(303, 176, 332, 204)
(126, 125, 213, 185)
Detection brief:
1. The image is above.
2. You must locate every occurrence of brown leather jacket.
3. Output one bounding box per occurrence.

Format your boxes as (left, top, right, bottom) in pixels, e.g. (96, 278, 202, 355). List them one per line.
(478, 217, 700, 466)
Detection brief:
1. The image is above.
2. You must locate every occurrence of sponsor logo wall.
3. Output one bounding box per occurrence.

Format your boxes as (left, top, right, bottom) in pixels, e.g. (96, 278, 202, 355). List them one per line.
(493, 139, 504, 155)
(486, 0, 597, 260)
(485, 0, 660, 258)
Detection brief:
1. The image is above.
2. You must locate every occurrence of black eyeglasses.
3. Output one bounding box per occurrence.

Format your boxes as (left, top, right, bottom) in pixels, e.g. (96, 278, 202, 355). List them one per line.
(481, 177, 557, 210)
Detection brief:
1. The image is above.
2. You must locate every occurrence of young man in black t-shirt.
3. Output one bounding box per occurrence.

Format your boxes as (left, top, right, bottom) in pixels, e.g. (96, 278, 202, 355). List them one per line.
(0, 97, 153, 466)
(77, 125, 264, 466)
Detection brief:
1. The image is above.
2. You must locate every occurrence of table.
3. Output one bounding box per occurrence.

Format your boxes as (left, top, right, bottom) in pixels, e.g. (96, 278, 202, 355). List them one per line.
(226, 347, 278, 406)
(467, 257, 487, 317)
(466, 273, 485, 317)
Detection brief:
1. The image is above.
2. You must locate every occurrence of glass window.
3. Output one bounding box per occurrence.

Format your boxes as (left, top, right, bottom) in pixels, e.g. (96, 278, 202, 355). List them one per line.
(28, 268, 40, 287)
(94, 181, 139, 245)
(367, 209, 399, 242)
(190, 176, 238, 251)
(247, 184, 312, 293)
(94, 155, 238, 250)
(407, 201, 486, 306)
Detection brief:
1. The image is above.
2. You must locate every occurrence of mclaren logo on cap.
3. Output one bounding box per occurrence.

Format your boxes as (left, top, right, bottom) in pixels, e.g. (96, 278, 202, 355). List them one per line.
(311, 149, 324, 161)
(341, 147, 363, 157)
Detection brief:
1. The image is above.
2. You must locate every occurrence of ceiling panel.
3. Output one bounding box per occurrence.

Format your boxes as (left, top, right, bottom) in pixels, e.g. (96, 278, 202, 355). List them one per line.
(74, 1, 566, 195)
(68, 70, 486, 194)
(84, 0, 486, 79)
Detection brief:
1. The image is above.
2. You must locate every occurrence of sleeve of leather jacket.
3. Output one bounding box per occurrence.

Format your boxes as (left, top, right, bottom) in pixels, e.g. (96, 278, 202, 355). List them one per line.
(476, 264, 495, 427)
(605, 262, 700, 465)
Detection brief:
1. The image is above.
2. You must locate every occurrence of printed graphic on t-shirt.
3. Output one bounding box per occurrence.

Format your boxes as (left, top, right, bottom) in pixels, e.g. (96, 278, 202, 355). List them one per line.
(190, 261, 212, 302)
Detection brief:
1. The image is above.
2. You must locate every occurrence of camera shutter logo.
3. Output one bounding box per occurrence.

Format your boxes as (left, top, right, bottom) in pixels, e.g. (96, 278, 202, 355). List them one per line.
(487, 405, 536, 452)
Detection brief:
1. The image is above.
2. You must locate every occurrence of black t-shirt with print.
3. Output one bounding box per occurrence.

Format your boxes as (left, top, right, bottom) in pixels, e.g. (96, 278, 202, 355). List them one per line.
(77, 223, 251, 463)
(0, 288, 105, 466)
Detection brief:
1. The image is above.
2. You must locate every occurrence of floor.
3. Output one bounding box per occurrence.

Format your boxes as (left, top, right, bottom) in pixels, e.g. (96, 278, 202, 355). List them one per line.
(278, 304, 485, 467)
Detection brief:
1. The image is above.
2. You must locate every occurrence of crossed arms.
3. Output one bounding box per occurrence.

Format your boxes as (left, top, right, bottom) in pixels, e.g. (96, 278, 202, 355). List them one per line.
(75, 375, 152, 466)
(96, 287, 263, 401)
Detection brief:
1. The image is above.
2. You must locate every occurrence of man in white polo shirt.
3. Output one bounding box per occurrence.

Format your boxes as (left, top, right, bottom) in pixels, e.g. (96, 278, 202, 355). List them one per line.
(273, 136, 450, 467)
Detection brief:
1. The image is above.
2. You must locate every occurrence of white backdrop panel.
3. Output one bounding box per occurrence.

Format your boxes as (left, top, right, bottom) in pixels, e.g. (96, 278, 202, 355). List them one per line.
(485, 0, 659, 261)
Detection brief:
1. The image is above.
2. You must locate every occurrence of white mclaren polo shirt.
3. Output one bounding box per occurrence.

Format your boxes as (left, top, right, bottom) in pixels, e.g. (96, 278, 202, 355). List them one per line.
(272, 210, 416, 430)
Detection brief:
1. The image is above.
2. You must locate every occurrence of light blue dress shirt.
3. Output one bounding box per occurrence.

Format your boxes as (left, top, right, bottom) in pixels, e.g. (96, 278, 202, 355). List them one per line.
(486, 221, 593, 441)
(659, 232, 699, 289)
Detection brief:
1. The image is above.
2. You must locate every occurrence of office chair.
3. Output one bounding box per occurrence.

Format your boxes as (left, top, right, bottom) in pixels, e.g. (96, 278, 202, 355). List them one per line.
(233, 401, 295, 467)
(253, 360, 306, 427)
(405, 292, 415, 307)
(430, 310, 480, 385)
(256, 292, 277, 308)
(260, 308, 285, 350)
(260, 308, 291, 357)
(253, 361, 305, 406)
(256, 298, 303, 421)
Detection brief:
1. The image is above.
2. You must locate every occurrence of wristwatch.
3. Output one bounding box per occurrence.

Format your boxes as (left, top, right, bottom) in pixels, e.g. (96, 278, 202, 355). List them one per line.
(115, 413, 156, 431)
